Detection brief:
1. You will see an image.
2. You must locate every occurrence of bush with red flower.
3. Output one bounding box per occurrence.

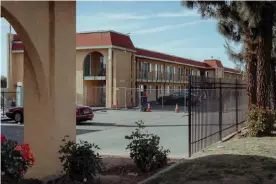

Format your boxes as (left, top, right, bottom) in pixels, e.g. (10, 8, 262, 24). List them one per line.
(1, 135, 35, 182)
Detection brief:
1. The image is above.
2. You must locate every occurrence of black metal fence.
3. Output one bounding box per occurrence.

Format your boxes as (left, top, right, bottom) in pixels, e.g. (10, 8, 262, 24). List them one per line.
(1, 91, 17, 116)
(188, 76, 248, 156)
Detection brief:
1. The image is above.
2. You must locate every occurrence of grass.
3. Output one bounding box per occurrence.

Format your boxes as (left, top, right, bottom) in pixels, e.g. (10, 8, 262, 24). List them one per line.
(145, 136, 276, 184)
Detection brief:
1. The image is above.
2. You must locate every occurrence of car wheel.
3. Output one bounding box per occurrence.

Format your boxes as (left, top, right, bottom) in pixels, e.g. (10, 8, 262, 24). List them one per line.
(14, 112, 23, 123)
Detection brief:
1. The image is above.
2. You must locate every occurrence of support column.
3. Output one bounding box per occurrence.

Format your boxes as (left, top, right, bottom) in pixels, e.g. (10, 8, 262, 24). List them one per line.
(23, 2, 76, 179)
(106, 48, 113, 108)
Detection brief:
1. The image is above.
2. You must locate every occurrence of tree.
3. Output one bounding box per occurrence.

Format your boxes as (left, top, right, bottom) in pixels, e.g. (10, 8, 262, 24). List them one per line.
(270, 25, 276, 108)
(1, 75, 7, 88)
(182, 1, 276, 109)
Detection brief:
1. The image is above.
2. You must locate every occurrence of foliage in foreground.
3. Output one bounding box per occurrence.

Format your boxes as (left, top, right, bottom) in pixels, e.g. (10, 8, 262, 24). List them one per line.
(1, 135, 35, 182)
(245, 106, 276, 137)
(125, 120, 170, 172)
(59, 136, 103, 184)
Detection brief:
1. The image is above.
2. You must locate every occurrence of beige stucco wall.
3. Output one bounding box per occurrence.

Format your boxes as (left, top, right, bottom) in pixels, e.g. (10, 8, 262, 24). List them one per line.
(7, 53, 23, 92)
(2, 1, 76, 179)
(112, 49, 134, 107)
(7, 52, 24, 100)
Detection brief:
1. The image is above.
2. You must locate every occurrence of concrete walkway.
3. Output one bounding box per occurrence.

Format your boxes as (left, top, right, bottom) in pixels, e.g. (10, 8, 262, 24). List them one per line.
(77, 110, 189, 158)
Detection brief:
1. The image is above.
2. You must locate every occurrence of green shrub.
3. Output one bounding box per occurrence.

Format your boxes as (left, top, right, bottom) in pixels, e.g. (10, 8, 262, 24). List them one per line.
(245, 106, 276, 137)
(59, 136, 103, 184)
(125, 120, 170, 172)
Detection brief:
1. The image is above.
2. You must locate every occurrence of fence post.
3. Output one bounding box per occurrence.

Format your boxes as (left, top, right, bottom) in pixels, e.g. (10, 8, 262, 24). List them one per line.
(219, 78, 222, 140)
(188, 75, 192, 157)
(235, 79, 239, 131)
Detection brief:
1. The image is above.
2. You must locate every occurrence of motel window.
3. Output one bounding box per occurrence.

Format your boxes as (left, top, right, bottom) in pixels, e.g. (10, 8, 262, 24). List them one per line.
(170, 66, 172, 74)
(170, 86, 173, 93)
(187, 69, 191, 76)
(178, 68, 181, 75)
(83, 54, 91, 76)
(139, 62, 142, 70)
(100, 56, 106, 69)
(178, 68, 181, 80)
(155, 64, 158, 79)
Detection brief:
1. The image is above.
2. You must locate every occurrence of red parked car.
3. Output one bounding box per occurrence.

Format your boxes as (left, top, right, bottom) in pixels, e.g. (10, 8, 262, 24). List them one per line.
(5, 105, 94, 124)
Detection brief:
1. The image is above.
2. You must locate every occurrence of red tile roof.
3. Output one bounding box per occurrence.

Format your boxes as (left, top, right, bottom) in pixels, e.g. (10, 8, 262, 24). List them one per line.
(12, 31, 136, 51)
(10, 30, 241, 73)
(76, 31, 135, 50)
(136, 48, 210, 68)
(224, 67, 241, 74)
(204, 59, 223, 68)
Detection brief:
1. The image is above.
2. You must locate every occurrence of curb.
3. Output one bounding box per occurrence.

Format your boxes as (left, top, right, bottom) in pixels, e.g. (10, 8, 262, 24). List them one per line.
(220, 127, 247, 143)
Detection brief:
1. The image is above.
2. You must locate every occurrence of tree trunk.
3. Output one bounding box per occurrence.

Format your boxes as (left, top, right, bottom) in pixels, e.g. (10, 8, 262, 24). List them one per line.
(256, 7, 274, 108)
(247, 58, 257, 110)
(270, 58, 276, 109)
(244, 30, 257, 110)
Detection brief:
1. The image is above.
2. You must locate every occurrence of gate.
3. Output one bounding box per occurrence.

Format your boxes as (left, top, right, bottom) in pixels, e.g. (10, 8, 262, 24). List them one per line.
(188, 75, 248, 157)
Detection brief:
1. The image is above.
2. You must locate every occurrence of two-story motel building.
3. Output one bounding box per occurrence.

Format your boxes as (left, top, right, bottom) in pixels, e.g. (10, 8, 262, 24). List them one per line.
(8, 30, 243, 108)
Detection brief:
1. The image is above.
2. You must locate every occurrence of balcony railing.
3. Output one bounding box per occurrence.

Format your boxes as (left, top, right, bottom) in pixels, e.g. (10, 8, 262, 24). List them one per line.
(136, 70, 190, 83)
(83, 68, 106, 80)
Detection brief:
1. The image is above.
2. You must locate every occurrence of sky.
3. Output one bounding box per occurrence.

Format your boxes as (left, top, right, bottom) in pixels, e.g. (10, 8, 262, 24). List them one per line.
(0, 1, 240, 76)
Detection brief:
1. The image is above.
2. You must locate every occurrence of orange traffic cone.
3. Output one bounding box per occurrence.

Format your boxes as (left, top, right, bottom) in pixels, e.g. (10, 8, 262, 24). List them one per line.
(175, 104, 179, 113)
(147, 103, 152, 112)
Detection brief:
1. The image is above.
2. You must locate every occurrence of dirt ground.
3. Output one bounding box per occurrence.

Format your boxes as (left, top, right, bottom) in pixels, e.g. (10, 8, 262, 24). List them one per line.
(95, 156, 178, 184)
(144, 134, 276, 184)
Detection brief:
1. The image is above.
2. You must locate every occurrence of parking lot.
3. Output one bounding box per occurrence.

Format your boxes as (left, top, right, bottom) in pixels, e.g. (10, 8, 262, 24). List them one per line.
(1, 109, 190, 158)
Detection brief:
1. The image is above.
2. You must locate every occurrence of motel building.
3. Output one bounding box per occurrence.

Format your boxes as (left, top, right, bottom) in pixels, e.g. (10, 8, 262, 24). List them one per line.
(8, 30, 243, 108)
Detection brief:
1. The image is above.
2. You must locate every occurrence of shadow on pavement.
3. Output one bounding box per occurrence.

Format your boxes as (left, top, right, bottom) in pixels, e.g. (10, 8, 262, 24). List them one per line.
(1, 125, 100, 144)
